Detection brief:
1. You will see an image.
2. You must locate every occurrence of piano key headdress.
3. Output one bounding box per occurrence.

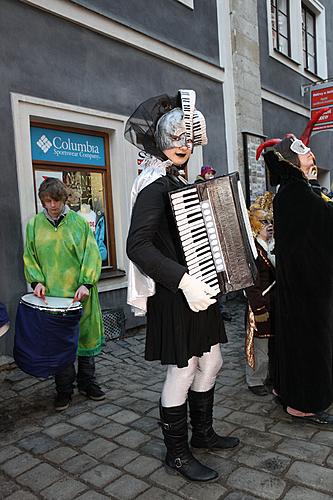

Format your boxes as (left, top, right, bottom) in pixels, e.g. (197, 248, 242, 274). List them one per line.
(248, 192, 274, 237)
(124, 89, 207, 159)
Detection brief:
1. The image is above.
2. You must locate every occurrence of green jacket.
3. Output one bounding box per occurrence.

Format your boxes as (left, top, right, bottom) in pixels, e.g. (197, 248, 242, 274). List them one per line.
(24, 210, 104, 356)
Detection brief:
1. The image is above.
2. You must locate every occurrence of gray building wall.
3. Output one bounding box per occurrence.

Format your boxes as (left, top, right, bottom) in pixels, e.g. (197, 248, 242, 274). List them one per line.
(71, 0, 220, 64)
(258, 0, 333, 170)
(0, 0, 227, 354)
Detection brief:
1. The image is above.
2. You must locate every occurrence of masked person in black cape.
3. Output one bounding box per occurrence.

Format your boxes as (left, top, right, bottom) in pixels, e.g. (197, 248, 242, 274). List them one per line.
(125, 90, 239, 482)
(257, 108, 333, 425)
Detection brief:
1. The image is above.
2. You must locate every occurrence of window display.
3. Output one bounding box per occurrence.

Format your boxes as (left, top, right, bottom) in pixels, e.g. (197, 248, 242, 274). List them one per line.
(31, 124, 115, 270)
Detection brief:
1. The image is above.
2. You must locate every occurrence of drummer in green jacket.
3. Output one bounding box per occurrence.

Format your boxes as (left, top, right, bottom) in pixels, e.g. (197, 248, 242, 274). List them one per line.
(23, 177, 105, 411)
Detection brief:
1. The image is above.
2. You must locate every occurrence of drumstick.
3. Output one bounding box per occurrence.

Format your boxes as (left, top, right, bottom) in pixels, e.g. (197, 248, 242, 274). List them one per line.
(64, 302, 74, 313)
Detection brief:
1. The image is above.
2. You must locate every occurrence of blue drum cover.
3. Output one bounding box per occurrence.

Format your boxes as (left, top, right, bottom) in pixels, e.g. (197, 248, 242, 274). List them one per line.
(14, 303, 81, 378)
(0, 302, 9, 327)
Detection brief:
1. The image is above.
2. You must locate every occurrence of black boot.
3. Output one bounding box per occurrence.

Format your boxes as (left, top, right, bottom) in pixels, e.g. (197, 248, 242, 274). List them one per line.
(188, 387, 240, 450)
(159, 401, 218, 482)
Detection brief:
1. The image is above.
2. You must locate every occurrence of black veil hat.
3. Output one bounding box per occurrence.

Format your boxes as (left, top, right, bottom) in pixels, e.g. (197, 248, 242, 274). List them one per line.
(124, 93, 180, 159)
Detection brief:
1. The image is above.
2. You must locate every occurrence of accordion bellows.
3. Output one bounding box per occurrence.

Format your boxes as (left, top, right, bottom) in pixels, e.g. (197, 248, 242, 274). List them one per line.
(169, 173, 257, 295)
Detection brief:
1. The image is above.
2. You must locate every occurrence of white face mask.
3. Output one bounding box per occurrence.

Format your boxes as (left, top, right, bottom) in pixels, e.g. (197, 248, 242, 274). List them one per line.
(155, 108, 189, 151)
(290, 138, 311, 155)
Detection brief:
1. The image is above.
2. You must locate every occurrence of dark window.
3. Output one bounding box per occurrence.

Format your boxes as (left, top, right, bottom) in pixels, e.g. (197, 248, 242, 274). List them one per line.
(302, 3, 317, 74)
(271, 0, 291, 57)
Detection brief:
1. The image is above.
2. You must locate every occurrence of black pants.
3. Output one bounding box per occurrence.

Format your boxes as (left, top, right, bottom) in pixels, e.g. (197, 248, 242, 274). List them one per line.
(55, 356, 96, 395)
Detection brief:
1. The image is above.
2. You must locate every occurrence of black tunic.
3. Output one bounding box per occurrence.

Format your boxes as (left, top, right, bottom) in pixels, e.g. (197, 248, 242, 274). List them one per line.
(264, 151, 333, 413)
(127, 173, 226, 368)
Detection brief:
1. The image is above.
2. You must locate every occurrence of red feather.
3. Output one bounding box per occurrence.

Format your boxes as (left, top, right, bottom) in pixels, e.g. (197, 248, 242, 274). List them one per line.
(300, 107, 330, 145)
(256, 139, 281, 160)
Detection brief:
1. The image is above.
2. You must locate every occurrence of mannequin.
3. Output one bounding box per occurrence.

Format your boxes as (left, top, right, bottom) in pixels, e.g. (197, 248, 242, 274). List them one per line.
(78, 203, 97, 233)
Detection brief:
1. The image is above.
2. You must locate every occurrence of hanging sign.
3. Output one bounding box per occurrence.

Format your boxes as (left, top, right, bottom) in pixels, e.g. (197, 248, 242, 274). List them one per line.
(30, 127, 106, 166)
(310, 83, 333, 132)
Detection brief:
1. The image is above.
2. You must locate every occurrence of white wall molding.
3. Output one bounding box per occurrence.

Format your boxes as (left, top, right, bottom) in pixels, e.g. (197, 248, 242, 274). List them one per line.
(21, 0, 224, 82)
(261, 89, 310, 117)
(216, 0, 238, 173)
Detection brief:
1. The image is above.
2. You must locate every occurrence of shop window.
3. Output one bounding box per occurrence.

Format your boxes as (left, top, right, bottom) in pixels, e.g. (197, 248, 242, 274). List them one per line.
(302, 3, 317, 74)
(271, 0, 291, 57)
(30, 124, 116, 273)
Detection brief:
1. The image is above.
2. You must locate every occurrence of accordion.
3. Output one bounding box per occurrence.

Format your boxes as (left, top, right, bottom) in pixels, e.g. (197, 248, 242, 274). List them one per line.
(169, 173, 257, 295)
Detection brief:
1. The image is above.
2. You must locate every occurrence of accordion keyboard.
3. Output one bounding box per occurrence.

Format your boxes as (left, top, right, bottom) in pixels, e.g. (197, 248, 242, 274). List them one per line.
(170, 173, 257, 295)
(170, 187, 222, 295)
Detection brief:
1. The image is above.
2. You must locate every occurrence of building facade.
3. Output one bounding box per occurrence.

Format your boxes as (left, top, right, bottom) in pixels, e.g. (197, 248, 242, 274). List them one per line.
(1, 0, 332, 355)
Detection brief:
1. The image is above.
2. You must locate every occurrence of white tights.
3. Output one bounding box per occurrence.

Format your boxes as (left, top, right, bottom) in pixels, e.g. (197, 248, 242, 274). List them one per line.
(161, 343, 223, 407)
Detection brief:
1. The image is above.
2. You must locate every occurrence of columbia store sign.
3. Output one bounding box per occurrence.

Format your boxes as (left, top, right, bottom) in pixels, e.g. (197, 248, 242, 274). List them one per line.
(30, 127, 106, 166)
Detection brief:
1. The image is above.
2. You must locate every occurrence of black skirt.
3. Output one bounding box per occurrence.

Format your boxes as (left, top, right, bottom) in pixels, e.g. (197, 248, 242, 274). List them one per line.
(145, 283, 227, 368)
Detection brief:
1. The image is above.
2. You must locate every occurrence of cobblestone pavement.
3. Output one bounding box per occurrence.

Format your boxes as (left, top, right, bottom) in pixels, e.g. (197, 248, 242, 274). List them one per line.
(0, 296, 333, 499)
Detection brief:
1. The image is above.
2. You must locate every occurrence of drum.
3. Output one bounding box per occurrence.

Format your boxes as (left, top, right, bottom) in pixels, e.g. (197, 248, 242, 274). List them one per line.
(14, 294, 82, 378)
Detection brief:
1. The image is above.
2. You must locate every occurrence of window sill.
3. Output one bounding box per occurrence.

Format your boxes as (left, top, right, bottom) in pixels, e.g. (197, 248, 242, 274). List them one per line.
(269, 49, 319, 82)
(304, 68, 320, 79)
(273, 48, 301, 67)
(101, 268, 126, 280)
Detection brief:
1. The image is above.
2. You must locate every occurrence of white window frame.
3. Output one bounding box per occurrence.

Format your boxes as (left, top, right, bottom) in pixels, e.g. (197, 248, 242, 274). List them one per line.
(266, 0, 327, 81)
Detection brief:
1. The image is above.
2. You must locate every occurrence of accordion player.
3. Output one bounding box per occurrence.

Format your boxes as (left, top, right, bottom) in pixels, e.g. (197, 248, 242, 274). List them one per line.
(169, 172, 258, 295)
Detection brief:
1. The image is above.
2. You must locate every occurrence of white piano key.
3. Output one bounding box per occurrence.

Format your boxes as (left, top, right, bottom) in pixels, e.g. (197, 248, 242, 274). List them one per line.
(187, 256, 213, 271)
(171, 188, 197, 199)
(192, 265, 216, 278)
(201, 269, 218, 280)
(173, 200, 200, 211)
(192, 269, 217, 281)
(186, 251, 212, 266)
(206, 277, 219, 287)
(184, 242, 210, 256)
(182, 234, 209, 247)
(199, 261, 216, 273)
(178, 214, 203, 227)
(180, 227, 206, 242)
(185, 245, 211, 259)
(178, 221, 205, 235)
(181, 234, 208, 247)
(175, 207, 201, 220)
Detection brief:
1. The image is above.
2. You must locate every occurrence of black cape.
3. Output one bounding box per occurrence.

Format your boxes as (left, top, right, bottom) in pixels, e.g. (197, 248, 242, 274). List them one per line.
(264, 151, 333, 412)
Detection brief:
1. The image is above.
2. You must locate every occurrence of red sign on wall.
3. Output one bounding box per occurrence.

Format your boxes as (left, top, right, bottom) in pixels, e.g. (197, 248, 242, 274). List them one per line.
(310, 83, 333, 131)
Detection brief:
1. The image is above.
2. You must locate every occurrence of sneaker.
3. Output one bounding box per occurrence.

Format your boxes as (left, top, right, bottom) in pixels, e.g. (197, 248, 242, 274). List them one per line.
(79, 383, 105, 401)
(55, 393, 72, 411)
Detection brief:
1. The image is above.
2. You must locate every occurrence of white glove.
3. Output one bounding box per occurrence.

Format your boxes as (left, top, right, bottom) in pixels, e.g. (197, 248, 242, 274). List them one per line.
(179, 273, 217, 312)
